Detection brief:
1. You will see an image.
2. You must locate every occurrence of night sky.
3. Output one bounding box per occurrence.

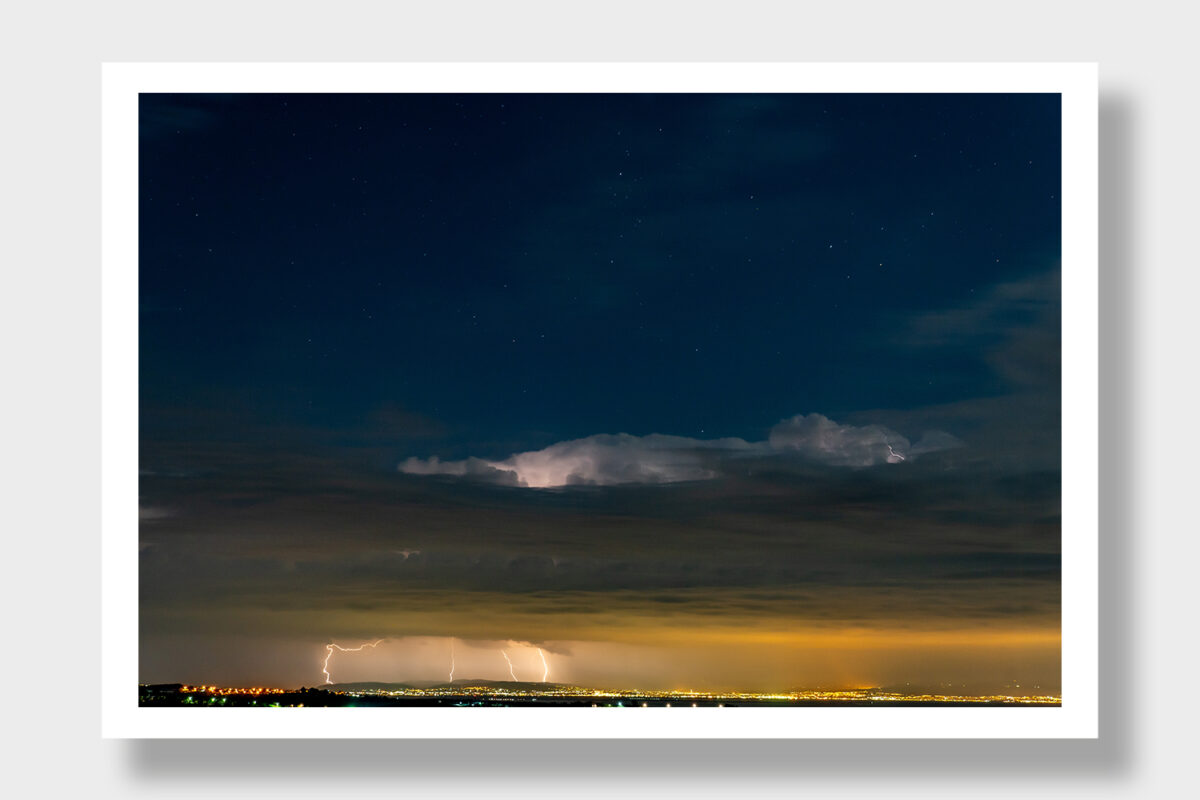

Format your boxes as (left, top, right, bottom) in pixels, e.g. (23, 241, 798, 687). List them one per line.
(139, 93, 1061, 693)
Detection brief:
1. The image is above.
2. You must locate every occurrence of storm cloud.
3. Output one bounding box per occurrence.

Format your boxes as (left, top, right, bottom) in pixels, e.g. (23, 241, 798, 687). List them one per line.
(399, 413, 962, 487)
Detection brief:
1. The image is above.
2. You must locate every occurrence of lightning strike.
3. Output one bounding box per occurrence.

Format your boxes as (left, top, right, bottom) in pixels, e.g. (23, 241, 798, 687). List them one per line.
(885, 441, 906, 462)
(322, 639, 384, 685)
(501, 649, 517, 681)
(538, 648, 549, 682)
(448, 639, 455, 683)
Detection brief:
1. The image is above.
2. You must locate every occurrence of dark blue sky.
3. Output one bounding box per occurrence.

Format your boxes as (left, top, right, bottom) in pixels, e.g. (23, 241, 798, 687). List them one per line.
(139, 93, 1060, 460)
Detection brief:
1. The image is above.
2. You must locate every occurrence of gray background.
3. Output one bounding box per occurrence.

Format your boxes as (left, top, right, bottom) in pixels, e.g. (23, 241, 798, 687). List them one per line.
(2, 1, 1189, 796)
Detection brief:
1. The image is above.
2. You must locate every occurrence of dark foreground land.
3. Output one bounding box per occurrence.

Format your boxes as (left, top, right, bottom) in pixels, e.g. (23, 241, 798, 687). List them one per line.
(139, 682, 1061, 708)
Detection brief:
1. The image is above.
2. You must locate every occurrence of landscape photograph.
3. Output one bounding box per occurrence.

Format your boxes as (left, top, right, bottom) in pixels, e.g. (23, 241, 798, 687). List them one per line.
(137, 91, 1062, 709)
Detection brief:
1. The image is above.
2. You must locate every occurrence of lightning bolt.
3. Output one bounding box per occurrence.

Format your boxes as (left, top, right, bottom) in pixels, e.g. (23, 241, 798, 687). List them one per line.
(538, 648, 549, 682)
(448, 639, 455, 683)
(885, 440, 906, 462)
(501, 649, 517, 681)
(322, 639, 383, 685)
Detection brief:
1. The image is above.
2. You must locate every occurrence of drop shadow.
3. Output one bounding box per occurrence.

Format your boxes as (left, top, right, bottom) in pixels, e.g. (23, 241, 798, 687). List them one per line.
(118, 92, 1137, 783)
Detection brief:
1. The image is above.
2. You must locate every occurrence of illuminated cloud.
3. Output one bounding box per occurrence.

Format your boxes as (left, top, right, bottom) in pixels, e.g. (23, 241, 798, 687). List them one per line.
(768, 413, 910, 466)
(909, 429, 966, 457)
(403, 433, 755, 488)
(400, 414, 961, 487)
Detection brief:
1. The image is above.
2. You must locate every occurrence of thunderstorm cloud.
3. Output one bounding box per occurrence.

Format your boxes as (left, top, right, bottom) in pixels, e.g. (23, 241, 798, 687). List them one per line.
(399, 413, 962, 487)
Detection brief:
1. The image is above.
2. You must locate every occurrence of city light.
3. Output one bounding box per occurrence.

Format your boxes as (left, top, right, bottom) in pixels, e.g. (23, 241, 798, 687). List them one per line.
(143, 681, 1059, 708)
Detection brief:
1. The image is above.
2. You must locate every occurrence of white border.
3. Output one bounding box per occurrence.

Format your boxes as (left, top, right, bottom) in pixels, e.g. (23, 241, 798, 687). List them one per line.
(102, 62, 1097, 738)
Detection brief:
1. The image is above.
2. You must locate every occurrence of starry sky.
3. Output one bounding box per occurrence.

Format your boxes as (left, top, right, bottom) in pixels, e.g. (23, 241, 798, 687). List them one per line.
(139, 93, 1061, 693)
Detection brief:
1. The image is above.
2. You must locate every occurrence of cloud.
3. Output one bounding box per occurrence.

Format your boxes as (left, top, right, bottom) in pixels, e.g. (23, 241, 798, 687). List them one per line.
(139, 94, 242, 140)
(909, 429, 966, 457)
(139, 504, 175, 522)
(904, 269, 1061, 390)
(768, 414, 909, 466)
(140, 423, 1057, 693)
(399, 455, 523, 486)
(403, 433, 755, 488)
(400, 413, 961, 488)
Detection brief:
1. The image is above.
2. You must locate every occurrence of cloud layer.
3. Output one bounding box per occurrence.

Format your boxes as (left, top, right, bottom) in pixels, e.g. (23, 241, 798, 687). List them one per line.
(399, 413, 962, 488)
